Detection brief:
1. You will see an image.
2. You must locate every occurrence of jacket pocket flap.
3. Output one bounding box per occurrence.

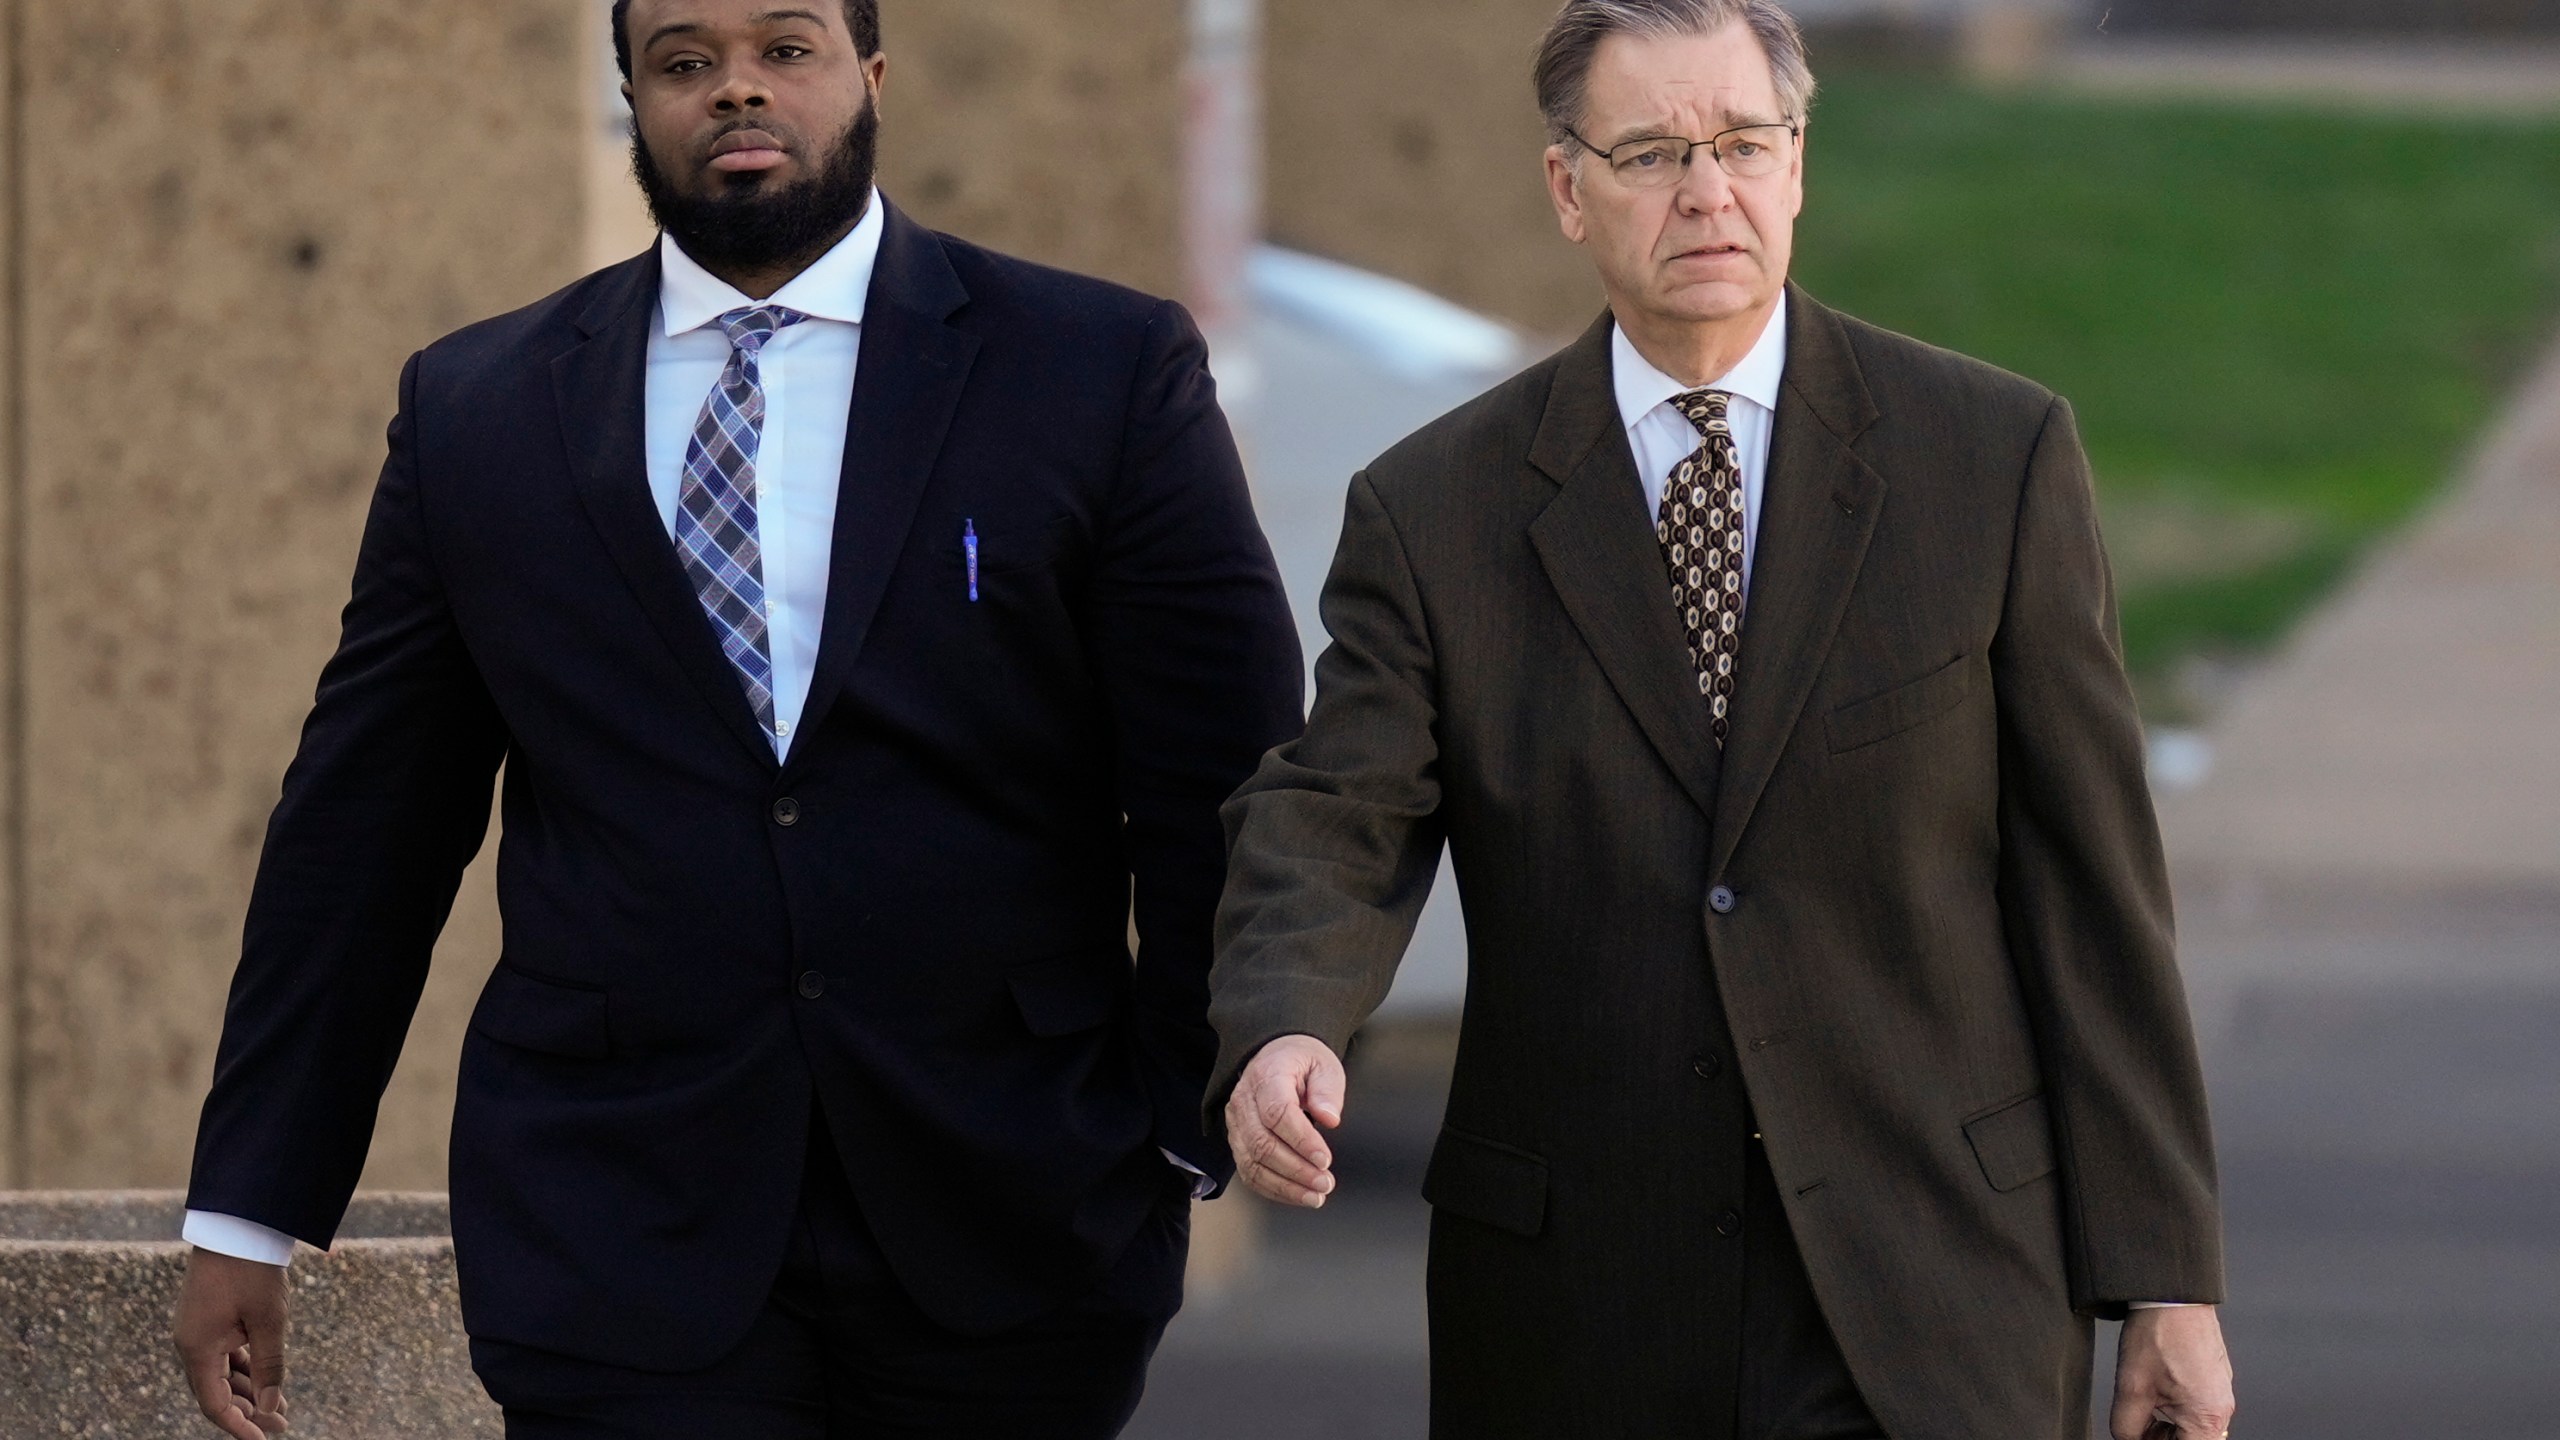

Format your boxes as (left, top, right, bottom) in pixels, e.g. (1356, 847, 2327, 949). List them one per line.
(1827, 654, 1973, 754)
(470, 962, 612, 1060)
(1007, 951, 1131, 1037)
(1964, 1091, 2057, 1193)
(1422, 1124, 1549, 1237)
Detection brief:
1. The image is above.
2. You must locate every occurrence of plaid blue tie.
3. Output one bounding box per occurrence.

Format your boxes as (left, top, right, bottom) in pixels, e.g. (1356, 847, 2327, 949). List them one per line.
(676, 305, 810, 745)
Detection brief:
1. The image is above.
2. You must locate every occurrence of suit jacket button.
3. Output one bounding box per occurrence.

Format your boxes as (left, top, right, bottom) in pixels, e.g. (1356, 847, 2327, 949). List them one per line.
(1692, 1052, 1723, 1080)
(772, 797, 802, 827)
(1714, 1210, 1743, 1238)
(1709, 886, 1737, 915)
(796, 971, 827, 1000)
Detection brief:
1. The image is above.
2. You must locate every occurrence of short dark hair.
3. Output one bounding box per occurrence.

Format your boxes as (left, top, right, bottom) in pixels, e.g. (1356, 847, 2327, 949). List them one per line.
(613, 0, 882, 81)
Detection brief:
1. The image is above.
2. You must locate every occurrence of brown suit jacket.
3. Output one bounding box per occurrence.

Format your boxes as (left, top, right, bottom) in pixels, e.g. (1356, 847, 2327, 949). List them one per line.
(1208, 287, 2224, 1440)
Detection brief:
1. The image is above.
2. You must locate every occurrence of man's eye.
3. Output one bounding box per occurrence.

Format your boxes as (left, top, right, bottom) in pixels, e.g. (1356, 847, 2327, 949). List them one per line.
(1625, 150, 1663, 168)
(1730, 142, 1763, 159)
(666, 58, 707, 75)
(770, 45, 810, 60)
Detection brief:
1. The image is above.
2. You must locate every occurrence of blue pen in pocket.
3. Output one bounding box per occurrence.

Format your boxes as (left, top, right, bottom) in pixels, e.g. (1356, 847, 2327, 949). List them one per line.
(964, 520, 980, 603)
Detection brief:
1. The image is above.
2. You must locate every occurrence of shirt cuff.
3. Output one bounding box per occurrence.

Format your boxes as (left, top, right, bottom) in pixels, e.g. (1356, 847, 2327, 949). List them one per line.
(1160, 1147, 1215, 1200)
(183, 1210, 300, 1268)
(2126, 1301, 2200, 1310)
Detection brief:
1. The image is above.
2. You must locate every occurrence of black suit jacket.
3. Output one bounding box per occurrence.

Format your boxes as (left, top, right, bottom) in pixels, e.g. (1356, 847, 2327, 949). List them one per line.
(187, 200, 1304, 1370)
(1209, 289, 2222, 1440)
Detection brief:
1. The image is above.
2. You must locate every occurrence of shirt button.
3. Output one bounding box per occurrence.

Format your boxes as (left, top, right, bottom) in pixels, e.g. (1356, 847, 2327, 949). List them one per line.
(1692, 1052, 1723, 1080)
(772, 797, 801, 827)
(1709, 886, 1737, 915)
(796, 972, 827, 1000)
(1714, 1210, 1743, 1238)
(774, 720, 792, 738)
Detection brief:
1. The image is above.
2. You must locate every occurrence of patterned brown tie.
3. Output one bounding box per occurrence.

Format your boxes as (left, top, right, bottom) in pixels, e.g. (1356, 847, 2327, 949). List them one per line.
(1655, 390, 1748, 745)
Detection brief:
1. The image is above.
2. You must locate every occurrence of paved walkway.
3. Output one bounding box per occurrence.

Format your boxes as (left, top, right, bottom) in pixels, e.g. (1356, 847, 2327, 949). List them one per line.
(2156, 335, 2560, 896)
(2054, 38, 2560, 115)
(2148, 335, 2560, 1439)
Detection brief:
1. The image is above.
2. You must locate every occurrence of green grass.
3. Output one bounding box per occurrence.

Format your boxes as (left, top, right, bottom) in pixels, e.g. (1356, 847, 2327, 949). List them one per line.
(1791, 69, 2560, 715)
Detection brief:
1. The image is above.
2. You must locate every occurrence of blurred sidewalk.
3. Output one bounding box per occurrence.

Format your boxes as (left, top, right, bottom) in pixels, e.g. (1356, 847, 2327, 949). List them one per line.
(1128, 1031, 1445, 1440)
(2152, 336, 2560, 1437)
(2055, 37, 2560, 114)
(2157, 333, 2560, 896)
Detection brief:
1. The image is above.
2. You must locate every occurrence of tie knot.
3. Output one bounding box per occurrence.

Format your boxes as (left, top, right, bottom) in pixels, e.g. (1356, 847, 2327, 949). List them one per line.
(1673, 389, 1734, 439)
(719, 305, 811, 355)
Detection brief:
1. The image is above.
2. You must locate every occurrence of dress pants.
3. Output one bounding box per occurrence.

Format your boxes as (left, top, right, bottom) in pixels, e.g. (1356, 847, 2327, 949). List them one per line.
(1739, 1134, 1888, 1440)
(471, 1111, 1188, 1439)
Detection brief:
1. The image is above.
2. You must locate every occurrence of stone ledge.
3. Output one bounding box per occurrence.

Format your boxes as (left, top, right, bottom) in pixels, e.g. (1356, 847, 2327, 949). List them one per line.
(1, 1192, 497, 1439)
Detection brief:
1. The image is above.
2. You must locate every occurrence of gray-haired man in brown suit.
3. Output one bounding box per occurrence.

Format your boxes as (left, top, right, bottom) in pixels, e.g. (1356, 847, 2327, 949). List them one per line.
(1205, 3, 2238, 1438)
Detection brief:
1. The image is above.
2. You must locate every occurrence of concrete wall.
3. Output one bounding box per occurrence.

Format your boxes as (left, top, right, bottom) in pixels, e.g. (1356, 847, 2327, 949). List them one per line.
(0, 0, 586, 1190)
(879, 0, 1191, 299)
(1267, 0, 1604, 340)
(1, 0, 21, 1188)
(0, 0, 1201, 1194)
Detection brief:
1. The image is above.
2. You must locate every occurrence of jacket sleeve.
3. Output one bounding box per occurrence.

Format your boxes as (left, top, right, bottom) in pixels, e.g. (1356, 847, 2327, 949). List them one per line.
(184, 353, 510, 1247)
(1204, 470, 1448, 1128)
(1991, 396, 2225, 1316)
(1086, 301, 1306, 1186)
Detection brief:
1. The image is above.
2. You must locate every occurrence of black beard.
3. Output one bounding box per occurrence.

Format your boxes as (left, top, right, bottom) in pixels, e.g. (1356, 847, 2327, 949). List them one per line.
(632, 99, 880, 276)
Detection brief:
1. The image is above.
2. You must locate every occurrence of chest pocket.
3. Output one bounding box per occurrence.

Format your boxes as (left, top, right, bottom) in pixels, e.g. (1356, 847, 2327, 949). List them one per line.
(941, 515, 1074, 577)
(1826, 653, 1973, 754)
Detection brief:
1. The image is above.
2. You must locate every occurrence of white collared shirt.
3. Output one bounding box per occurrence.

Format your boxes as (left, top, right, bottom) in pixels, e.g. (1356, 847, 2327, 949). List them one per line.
(648, 189, 886, 759)
(1612, 294, 1789, 599)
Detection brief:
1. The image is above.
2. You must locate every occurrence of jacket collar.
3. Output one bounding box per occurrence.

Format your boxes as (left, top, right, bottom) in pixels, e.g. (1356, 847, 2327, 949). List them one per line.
(1525, 283, 1886, 848)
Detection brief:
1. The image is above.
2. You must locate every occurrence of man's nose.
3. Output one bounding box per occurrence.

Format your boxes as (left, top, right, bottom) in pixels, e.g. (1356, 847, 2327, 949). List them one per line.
(711, 73, 772, 113)
(1674, 151, 1737, 214)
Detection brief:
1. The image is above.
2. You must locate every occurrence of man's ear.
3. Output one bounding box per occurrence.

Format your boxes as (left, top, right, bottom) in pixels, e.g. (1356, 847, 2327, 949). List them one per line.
(1544, 145, 1588, 246)
(1788, 123, 1807, 220)
(864, 51, 888, 108)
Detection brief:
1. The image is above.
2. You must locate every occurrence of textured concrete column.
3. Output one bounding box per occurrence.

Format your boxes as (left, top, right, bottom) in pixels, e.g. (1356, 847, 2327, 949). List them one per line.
(878, 0, 1190, 296)
(2, 1193, 495, 1436)
(5, 0, 584, 1190)
(1267, 0, 1601, 339)
(1, 0, 23, 1189)
(0, 0, 1208, 1206)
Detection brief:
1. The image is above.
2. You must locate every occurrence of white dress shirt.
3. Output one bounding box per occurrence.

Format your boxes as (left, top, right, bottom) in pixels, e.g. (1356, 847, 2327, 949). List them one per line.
(647, 192, 884, 758)
(1612, 293, 1788, 600)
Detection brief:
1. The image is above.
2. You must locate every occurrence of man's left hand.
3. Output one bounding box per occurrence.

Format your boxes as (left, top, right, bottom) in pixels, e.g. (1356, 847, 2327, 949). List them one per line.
(2111, 1305, 2235, 1440)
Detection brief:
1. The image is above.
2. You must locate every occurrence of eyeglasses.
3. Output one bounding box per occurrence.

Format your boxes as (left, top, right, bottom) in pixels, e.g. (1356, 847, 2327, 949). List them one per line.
(1566, 123, 1801, 187)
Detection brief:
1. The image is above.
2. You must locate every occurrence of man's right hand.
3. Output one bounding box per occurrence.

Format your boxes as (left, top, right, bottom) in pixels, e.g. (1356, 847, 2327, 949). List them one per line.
(174, 1248, 292, 1439)
(1225, 1034, 1348, 1208)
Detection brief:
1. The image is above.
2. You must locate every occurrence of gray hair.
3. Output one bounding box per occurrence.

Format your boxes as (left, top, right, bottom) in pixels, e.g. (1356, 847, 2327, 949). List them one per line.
(1535, 0, 1818, 150)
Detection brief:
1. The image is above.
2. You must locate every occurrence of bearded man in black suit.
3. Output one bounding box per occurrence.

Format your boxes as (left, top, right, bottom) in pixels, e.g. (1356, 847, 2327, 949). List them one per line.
(171, 3, 1302, 1436)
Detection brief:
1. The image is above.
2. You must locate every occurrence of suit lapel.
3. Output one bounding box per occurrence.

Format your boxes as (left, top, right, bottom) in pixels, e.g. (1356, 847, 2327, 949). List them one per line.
(788, 202, 981, 767)
(1707, 288, 1886, 879)
(1527, 314, 1724, 820)
(551, 249, 781, 769)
